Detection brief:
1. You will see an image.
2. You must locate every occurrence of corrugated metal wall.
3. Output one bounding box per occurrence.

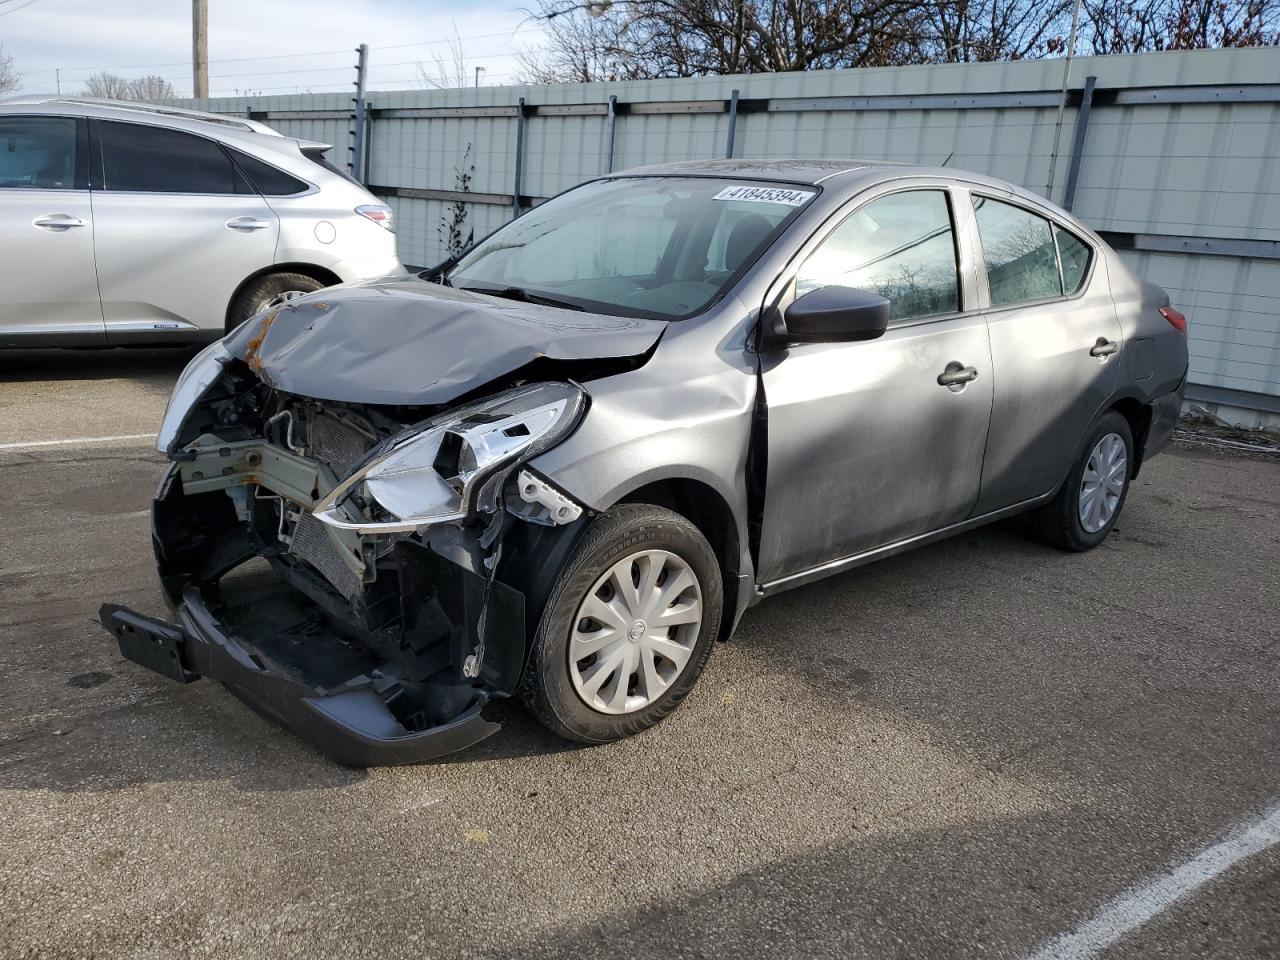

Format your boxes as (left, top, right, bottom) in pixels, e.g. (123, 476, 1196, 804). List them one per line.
(178, 47, 1280, 419)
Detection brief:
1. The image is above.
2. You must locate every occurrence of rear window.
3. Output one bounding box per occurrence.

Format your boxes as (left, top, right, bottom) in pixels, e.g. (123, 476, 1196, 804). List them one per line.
(98, 120, 247, 194)
(303, 146, 360, 186)
(228, 148, 309, 196)
(971, 196, 1061, 306)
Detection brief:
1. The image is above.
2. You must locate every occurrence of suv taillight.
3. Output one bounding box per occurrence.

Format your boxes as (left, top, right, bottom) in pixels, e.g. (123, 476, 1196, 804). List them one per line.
(356, 204, 395, 233)
(1159, 305, 1187, 337)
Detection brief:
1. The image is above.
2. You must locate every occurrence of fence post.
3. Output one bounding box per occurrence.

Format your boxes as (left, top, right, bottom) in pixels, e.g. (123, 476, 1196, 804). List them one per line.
(605, 95, 618, 173)
(350, 43, 369, 181)
(725, 89, 740, 159)
(1062, 75, 1096, 212)
(513, 97, 527, 217)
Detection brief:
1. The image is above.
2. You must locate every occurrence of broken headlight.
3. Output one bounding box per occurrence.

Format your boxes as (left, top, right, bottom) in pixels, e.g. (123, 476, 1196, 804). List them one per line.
(314, 382, 585, 534)
(155, 340, 232, 456)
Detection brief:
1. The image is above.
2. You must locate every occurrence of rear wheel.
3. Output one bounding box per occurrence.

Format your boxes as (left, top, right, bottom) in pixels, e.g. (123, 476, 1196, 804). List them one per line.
(520, 504, 722, 744)
(226, 272, 326, 334)
(1028, 410, 1134, 551)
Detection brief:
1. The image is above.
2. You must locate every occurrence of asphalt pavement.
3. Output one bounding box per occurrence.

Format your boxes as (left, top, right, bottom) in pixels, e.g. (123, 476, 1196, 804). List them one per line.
(1, 347, 1277, 960)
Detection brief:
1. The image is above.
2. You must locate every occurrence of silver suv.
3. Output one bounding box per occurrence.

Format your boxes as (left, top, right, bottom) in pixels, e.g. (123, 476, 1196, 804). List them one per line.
(0, 96, 403, 346)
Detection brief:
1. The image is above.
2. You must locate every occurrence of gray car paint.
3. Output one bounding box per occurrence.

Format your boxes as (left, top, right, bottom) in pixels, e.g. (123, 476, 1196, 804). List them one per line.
(531, 161, 1187, 625)
(222, 159, 1185, 636)
(225, 275, 668, 406)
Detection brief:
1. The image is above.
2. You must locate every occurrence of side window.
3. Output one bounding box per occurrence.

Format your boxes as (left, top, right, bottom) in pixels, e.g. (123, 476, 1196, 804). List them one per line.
(98, 121, 247, 194)
(972, 196, 1061, 306)
(795, 190, 960, 324)
(1055, 226, 1092, 294)
(228, 148, 309, 196)
(0, 116, 78, 190)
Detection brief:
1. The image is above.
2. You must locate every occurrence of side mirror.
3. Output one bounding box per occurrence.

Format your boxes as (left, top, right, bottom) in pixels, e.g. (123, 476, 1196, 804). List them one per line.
(782, 286, 891, 343)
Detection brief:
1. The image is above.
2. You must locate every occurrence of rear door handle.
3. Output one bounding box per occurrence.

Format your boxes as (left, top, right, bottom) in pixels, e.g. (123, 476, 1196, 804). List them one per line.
(225, 217, 272, 232)
(33, 215, 88, 230)
(1090, 337, 1119, 358)
(937, 361, 979, 388)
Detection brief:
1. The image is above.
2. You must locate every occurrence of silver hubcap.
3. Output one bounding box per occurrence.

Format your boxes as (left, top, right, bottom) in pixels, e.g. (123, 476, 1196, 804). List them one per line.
(1079, 432, 1128, 533)
(264, 289, 311, 309)
(568, 549, 703, 715)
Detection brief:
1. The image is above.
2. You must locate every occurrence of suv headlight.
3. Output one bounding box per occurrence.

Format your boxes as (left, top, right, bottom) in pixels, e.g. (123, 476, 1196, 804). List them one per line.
(155, 340, 232, 456)
(314, 382, 585, 534)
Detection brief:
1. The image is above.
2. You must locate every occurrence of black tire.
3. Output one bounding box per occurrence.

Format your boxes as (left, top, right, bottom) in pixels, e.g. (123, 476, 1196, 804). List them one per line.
(226, 272, 326, 334)
(520, 504, 723, 745)
(1028, 410, 1134, 552)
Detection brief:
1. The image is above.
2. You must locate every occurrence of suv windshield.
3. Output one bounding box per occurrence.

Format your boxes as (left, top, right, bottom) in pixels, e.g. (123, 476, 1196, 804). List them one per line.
(447, 177, 816, 320)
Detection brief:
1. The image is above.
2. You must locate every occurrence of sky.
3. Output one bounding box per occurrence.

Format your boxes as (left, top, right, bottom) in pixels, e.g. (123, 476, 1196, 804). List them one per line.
(0, 0, 549, 98)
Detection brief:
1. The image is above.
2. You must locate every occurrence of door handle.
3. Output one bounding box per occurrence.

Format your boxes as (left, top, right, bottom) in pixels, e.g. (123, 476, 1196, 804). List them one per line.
(1090, 337, 1119, 358)
(225, 217, 272, 232)
(937, 361, 979, 389)
(33, 215, 88, 230)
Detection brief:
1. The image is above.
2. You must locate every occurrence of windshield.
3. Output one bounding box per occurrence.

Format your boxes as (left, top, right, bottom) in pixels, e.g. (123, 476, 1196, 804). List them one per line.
(447, 177, 817, 320)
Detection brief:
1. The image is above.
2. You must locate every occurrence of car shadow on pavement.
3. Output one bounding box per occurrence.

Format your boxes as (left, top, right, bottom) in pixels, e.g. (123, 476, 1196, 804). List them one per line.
(0, 346, 202, 384)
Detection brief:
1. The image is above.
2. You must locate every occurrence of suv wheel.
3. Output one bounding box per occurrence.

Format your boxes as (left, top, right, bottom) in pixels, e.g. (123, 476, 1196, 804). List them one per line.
(226, 272, 326, 333)
(1028, 410, 1134, 551)
(521, 504, 722, 744)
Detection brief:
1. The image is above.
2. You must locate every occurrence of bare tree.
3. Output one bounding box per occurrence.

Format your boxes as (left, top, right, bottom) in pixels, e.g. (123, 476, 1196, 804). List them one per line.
(0, 46, 19, 96)
(1081, 0, 1279, 52)
(83, 71, 134, 99)
(416, 28, 474, 88)
(519, 0, 1277, 81)
(519, 0, 934, 79)
(912, 0, 1076, 61)
(82, 71, 178, 101)
(128, 74, 177, 101)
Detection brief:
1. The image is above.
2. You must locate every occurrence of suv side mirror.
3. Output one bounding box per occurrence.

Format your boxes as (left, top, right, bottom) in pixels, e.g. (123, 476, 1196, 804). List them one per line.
(782, 286, 891, 343)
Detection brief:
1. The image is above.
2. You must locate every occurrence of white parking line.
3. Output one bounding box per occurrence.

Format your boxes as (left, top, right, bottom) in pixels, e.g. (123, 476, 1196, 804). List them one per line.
(1026, 801, 1280, 960)
(0, 433, 156, 451)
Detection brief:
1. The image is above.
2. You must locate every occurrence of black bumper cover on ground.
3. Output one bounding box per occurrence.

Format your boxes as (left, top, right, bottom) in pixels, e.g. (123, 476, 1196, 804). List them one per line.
(100, 591, 501, 767)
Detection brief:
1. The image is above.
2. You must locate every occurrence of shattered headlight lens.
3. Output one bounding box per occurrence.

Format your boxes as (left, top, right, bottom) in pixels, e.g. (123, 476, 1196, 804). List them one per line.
(155, 340, 232, 456)
(314, 382, 585, 533)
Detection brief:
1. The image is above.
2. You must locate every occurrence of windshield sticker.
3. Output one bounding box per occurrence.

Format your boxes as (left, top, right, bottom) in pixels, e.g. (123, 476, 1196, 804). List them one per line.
(713, 186, 816, 207)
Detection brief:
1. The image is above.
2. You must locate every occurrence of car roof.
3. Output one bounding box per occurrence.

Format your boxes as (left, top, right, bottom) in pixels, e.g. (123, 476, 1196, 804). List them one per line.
(610, 157, 1082, 225)
(0, 94, 332, 151)
(613, 158, 888, 185)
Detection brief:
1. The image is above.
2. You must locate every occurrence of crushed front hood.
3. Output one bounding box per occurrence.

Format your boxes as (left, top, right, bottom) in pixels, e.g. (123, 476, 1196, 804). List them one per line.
(225, 276, 667, 405)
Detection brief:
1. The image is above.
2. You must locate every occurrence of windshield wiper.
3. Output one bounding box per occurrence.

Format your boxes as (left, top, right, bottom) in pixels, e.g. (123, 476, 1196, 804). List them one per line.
(460, 285, 584, 311)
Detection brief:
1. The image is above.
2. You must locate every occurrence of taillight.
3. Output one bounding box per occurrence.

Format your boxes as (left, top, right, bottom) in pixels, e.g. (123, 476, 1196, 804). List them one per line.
(356, 204, 395, 233)
(1159, 305, 1187, 337)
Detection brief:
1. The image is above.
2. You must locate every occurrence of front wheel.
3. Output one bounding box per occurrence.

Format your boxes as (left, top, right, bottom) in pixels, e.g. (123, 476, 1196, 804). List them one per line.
(1028, 410, 1134, 551)
(520, 504, 723, 744)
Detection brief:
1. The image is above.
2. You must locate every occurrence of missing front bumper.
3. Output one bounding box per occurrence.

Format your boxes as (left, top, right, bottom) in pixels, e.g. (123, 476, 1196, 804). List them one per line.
(101, 593, 501, 767)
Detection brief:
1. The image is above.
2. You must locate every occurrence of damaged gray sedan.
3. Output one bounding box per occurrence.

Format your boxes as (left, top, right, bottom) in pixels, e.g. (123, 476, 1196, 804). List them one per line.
(102, 160, 1189, 765)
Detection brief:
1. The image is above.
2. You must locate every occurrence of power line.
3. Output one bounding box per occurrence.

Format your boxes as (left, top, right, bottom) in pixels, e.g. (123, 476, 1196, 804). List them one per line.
(0, 0, 46, 17)
(22, 24, 542, 76)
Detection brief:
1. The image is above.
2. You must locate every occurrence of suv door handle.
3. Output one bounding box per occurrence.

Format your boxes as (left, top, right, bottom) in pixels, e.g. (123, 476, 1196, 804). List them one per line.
(1090, 337, 1119, 358)
(937, 361, 979, 388)
(33, 215, 88, 230)
(225, 217, 272, 232)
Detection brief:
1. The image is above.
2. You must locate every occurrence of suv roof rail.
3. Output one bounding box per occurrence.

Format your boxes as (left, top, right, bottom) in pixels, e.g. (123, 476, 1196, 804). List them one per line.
(0, 95, 282, 137)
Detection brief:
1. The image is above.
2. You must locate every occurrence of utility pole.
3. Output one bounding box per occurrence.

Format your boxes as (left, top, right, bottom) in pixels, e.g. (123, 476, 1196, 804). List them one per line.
(1045, 0, 1083, 199)
(192, 0, 209, 99)
(350, 44, 369, 181)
